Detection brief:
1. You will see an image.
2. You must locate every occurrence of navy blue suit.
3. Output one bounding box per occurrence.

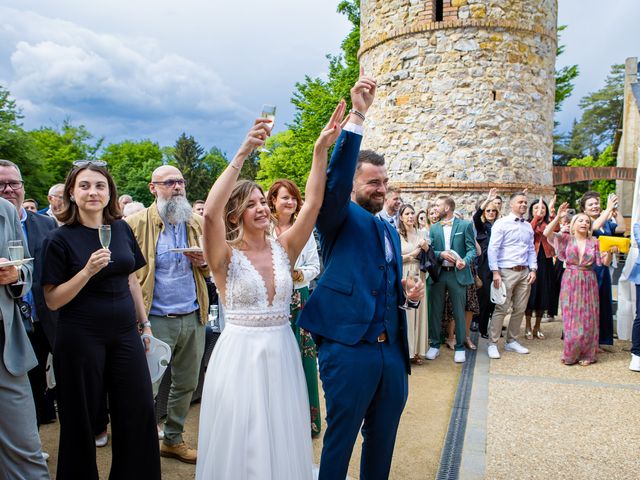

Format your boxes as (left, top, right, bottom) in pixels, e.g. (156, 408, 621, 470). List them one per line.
(299, 130, 410, 480)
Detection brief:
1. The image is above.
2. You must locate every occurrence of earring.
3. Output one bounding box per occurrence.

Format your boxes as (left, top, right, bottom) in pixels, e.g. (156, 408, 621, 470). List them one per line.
(70, 196, 75, 203)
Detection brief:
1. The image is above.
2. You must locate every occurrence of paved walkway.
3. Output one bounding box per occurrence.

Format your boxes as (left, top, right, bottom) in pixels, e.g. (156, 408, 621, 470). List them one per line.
(461, 320, 639, 480)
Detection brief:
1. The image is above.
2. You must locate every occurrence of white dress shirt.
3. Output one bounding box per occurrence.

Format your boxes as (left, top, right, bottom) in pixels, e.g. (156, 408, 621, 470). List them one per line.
(487, 213, 537, 272)
(442, 223, 453, 266)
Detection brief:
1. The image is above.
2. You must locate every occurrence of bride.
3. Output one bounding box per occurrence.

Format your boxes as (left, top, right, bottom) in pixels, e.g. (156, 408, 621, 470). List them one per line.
(196, 99, 347, 479)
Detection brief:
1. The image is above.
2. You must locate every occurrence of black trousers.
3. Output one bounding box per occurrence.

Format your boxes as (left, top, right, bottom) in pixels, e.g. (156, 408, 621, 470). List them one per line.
(27, 321, 57, 427)
(476, 254, 495, 336)
(54, 323, 161, 480)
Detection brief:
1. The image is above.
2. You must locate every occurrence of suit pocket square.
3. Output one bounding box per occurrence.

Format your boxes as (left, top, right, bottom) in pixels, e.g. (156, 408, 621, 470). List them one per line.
(454, 232, 462, 235)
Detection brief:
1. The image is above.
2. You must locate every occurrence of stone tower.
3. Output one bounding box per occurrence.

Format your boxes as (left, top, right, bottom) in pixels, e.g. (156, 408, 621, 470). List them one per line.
(358, 0, 557, 212)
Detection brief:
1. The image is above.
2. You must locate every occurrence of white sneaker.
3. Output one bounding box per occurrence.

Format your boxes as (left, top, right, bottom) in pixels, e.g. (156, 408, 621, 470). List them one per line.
(425, 347, 440, 360)
(42, 452, 49, 462)
(454, 350, 466, 363)
(95, 432, 108, 447)
(158, 425, 165, 440)
(630, 354, 640, 372)
(487, 344, 500, 359)
(505, 340, 529, 354)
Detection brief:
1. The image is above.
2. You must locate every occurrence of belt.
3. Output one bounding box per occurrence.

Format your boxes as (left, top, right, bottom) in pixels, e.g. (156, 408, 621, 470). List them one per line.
(162, 310, 196, 318)
(505, 265, 528, 272)
(441, 266, 455, 272)
(377, 331, 387, 343)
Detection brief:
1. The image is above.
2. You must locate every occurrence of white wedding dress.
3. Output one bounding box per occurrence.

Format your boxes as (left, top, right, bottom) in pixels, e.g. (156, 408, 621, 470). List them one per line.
(196, 238, 313, 480)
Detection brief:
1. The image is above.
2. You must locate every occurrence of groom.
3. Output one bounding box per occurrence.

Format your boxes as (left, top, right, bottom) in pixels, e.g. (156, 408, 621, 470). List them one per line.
(299, 73, 424, 480)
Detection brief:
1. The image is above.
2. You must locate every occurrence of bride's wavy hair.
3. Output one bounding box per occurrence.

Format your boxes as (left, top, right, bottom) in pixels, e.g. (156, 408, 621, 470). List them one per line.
(225, 180, 267, 246)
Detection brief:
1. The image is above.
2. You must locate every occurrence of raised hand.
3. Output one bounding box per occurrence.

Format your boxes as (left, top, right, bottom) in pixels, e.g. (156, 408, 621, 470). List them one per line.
(351, 67, 377, 115)
(556, 202, 570, 218)
(315, 99, 348, 150)
(236, 119, 271, 158)
(487, 188, 498, 201)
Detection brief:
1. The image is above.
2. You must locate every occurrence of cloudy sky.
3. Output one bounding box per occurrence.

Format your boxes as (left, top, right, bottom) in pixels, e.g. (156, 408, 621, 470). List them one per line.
(0, 0, 638, 157)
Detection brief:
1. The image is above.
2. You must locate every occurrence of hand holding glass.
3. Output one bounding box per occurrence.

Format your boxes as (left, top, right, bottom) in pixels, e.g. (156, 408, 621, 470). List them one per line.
(259, 104, 276, 152)
(399, 269, 421, 310)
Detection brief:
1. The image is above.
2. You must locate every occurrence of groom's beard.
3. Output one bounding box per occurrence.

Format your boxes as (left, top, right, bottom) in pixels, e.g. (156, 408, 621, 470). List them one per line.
(157, 195, 193, 225)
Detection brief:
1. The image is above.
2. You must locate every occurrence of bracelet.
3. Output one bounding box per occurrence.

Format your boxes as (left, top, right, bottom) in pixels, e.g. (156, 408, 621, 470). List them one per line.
(350, 109, 366, 121)
(229, 163, 241, 170)
(140, 321, 152, 329)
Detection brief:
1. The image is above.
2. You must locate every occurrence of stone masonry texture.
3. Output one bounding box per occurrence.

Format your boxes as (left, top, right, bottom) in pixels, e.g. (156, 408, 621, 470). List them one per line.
(359, 0, 558, 213)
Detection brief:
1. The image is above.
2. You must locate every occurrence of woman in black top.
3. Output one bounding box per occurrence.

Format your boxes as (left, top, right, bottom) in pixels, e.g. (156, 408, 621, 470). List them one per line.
(42, 161, 160, 480)
(473, 189, 501, 337)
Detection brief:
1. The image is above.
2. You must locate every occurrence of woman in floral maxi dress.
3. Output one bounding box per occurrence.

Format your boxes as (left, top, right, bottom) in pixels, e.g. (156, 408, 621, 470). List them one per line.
(544, 206, 610, 366)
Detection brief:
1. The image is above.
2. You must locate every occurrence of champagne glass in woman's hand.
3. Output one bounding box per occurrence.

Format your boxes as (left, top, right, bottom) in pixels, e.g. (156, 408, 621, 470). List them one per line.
(400, 269, 422, 310)
(315, 99, 348, 150)
(7, 240, 25, 286)
(99, 225, 114, 263)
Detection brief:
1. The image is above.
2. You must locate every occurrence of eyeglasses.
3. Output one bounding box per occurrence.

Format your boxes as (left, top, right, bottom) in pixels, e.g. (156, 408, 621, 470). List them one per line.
(73, 160, 107, 167)
(151, 179, 187, 188)
(0, 181, 24, 190)
(485, 209, 497, 213)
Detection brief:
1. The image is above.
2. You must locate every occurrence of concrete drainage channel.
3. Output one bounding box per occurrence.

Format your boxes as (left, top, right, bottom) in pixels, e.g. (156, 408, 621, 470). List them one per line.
(435, 331, 480, 480)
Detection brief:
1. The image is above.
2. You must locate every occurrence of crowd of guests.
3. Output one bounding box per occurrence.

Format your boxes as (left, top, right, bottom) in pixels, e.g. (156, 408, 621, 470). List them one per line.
(0, 73, 639, 479)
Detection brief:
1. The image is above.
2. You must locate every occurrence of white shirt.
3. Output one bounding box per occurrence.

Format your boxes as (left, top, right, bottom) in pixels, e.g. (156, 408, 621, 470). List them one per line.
(293, 234, 321, 289)
(487, 213, 537, 272)
(442, 223, 453, 266)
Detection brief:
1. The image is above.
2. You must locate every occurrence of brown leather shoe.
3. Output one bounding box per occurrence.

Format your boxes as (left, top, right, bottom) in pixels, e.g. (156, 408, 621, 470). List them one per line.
(160, 441, 197, 464)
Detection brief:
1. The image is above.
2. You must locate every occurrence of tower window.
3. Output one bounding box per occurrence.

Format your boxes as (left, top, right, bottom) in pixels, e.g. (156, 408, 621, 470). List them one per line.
(436, 0, 444, 21)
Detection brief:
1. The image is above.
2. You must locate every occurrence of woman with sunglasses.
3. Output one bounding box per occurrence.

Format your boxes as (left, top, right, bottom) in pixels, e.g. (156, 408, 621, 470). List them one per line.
(42, 160, 160, 479)
(473, 189, 501, 338)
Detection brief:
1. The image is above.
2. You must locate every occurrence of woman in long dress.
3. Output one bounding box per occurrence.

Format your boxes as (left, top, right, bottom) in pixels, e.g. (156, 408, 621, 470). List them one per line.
(267, 178, 322, 437)
(544, 205, 610, 366)
(581, 191, 626, 348)
(398, 204, 429, 364)
(195, 99, 348, 479)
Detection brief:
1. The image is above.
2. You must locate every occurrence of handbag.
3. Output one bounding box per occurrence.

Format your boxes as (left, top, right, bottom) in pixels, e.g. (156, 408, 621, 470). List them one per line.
(472, 265, 483, 289)
(419, 248, 439, 283)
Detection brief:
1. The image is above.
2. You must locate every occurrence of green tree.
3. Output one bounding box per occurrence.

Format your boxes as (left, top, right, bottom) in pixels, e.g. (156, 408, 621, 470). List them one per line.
(567, 145, 617, 201)
(0, 86, 50, 205)
(101, 140, 164, 205)
(257, 0, 360, 192)
(554, 26, 579, 113)
(29, 120, 103, 185)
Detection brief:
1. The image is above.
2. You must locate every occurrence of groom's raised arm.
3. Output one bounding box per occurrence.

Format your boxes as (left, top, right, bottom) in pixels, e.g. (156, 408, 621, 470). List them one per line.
(316, 130, 362, 235)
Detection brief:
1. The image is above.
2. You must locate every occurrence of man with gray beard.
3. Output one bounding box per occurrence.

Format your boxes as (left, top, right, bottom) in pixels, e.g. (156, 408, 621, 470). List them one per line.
(126, 165, 209, 464)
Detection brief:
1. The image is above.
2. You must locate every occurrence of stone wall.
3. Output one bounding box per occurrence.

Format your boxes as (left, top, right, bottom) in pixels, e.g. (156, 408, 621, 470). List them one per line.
(359, 0, 557, 213)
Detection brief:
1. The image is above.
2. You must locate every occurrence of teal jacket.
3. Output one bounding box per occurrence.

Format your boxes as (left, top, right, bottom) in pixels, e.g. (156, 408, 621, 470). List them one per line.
(429, 218, 476, 286)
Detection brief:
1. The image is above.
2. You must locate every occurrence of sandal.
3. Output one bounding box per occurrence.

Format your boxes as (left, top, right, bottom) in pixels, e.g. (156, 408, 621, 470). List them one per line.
(445, 338, 455, 350)
(578, 360, 592, 366)
(533, 329, 545, 340)
(525, 330, 533, 340)
(412, 355, 424, 365)
(464, 337, 477, 351)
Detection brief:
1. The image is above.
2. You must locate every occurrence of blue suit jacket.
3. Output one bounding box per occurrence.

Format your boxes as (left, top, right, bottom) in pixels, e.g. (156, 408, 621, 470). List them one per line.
(298, 131, 410, 372)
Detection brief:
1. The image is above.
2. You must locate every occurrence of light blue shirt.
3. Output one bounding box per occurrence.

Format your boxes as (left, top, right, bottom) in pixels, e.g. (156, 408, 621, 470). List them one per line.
(628, 223, 640, 285)
(150, 221, 199, 316)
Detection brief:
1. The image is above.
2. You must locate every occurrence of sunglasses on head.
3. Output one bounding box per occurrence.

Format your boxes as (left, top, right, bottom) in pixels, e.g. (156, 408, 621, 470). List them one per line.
(73, 160, 107, 167)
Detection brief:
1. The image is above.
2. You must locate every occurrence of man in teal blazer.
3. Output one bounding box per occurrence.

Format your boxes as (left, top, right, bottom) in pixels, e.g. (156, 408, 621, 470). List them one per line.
(428, 196, 476, 363)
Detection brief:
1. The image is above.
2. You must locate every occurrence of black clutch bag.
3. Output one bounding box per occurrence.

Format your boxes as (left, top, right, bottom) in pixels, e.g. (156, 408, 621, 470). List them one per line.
(418, 248, 439, 283)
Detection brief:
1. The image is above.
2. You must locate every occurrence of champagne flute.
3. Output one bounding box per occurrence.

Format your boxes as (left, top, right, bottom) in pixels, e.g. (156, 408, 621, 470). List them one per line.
(399, 268, 421, 310)
(99, 225, 114, 263)
(7, 240, 25, 286)
(259, 104, 276, 152)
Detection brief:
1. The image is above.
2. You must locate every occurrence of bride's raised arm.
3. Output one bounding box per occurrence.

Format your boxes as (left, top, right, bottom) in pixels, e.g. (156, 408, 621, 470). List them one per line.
(279, 100, 347, 265)
(202, 120, 270, 273)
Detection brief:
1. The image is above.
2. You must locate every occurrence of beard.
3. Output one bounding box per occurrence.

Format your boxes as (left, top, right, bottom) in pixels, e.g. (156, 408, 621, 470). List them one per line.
(157, 195, 193, 224)
(355, 191, 384, 215)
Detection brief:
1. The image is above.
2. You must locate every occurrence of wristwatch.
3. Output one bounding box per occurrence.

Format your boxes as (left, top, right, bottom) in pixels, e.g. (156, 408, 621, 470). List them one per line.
(140, 320, 152, 329)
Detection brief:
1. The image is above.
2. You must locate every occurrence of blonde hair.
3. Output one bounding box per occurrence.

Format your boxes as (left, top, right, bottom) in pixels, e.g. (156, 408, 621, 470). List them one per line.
(481, 200, 501, 223)
(224, 180, 266, 246)
(569, 213, 592, 236)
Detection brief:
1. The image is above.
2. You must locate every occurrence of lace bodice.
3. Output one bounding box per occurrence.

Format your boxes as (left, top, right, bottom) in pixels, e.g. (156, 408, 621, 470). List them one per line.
(224, 238, 293, 327)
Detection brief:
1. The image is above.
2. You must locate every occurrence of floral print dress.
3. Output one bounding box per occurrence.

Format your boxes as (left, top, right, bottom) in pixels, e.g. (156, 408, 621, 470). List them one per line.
(552, 234, 601, 364)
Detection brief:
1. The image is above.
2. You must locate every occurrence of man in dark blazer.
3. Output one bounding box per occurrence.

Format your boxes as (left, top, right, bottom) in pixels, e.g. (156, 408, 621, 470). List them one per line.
(299, 74, 424, 480)
(0, 196, 49, 478)
(0, 160, 58, 427)
(428, 196, 476, 364)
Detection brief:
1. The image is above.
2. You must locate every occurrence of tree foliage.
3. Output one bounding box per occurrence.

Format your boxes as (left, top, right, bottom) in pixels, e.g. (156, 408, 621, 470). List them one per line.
(256, 0, 360, 193)
(554, 26, 579, 113)
(101, 140, 164, 205)
(0, 86, 50, 204)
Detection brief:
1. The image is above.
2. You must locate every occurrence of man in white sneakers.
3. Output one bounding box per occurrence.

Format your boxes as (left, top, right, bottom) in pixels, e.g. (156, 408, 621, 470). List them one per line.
(486, 192, 537, 359)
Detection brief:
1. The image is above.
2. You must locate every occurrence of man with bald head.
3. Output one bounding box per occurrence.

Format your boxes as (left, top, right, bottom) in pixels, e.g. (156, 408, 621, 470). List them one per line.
(126, 165, 209, 464)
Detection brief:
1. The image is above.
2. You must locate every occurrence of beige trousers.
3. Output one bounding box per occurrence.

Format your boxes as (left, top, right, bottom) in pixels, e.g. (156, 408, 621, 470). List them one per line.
(489, 268, 531, 344)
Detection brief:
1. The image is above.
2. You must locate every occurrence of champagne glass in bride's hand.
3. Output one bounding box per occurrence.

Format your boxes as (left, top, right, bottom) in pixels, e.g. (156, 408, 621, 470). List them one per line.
(7, 240, 25, 286)
(259, 104, 276, 152)
(399, 269, 421, 310)
(99, 225, 114, 263)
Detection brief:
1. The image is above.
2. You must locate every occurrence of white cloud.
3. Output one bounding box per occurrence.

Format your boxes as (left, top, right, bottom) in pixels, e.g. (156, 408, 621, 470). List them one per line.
(0, 6, 248, 149)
